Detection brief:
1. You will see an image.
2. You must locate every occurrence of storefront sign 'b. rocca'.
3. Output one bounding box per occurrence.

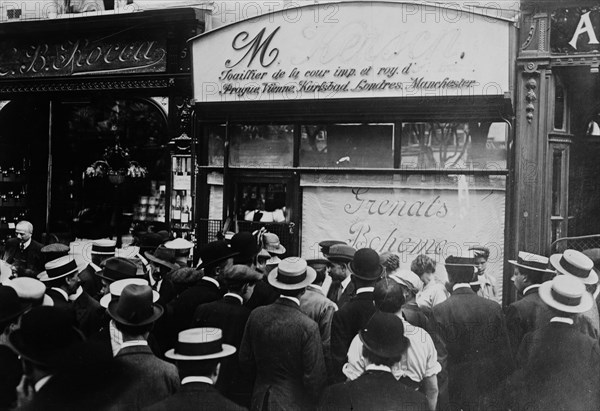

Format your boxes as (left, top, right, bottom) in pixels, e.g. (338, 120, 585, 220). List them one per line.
(191, 2, 511, 102)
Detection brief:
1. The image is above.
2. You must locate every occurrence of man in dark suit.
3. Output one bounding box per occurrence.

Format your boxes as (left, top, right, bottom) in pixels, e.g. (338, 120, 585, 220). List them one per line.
(191, 264, 261, 407)
(505, 251, 555, 356)
(145, 327, 244, 411)
(37, 256, 81, 310)
(505, 275, 600, 410)
(319, 311, 429, 411)
(78, 239, 116, 300)
(109, 284, 179, 410)
(239, 257, 326, 410)
(325, 244, 356, 308)
(330, 248, 381, 383)
(432, 255, 513, 411)
(3, 221, 44, 277)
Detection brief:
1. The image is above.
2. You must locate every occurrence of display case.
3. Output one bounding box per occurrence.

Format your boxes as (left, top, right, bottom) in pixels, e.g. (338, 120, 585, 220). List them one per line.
(0, 158, 30, 245)
(170, 153, 194, 239)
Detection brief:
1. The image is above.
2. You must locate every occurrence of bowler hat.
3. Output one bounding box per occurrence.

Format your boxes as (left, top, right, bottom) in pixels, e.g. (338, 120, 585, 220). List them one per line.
(37, 256, 80, 282)
(96, 257, 138, 283)
(539, 275, 593, 314)
(326, 244, 356, 263)
(107, 284, 163, 326)
(508, 251, 555, 274)
(359, 311, 409, 358)
(0, 285, 31, 323)
(100, 278, 160, 308)
(230, 232, 260, 264)
(550, 249, 598, 285)
(90, 239, 117, 256)
(165, 327, 236, 361)
(348, 248, 384, 281)
(268, 257, 316, 290)
(10, 306, 83, 367)
(144, 245, 178, 271)
(197, 241, 239, 269)
(263, 233, 286, 255)
(319, 240, 346, 257)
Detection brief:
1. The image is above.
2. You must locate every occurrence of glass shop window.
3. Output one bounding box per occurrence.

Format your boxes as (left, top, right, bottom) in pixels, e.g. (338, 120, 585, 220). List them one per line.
(300, 123, 394, 168)
(400, 122, 508, 171)
(207, 125, 226, 167)
(229, 125, 294, 168)
(236, 182, 287, 223)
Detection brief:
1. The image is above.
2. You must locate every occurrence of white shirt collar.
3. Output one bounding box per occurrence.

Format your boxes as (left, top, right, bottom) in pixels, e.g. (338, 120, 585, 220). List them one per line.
(51, 287, 69, 301)
(181, 376, 213, 386)
(90, 262, 102, 272)
(550, 316, 574, 325)
(453, 283, 472, 291)
(119, 340, 149, 350)
(202, 276, 220, 288)
(356, 287, 374, 294)
(22, 238, 32, 250)
(68, 286, 83, 301)
(224, 293, 244, 304)
(341, 275, 351, 291)
(523, 284, 541, 295)
(280, 295, 300, 305)
(365, 364, 393, 373)
(34, 375, 52, 392)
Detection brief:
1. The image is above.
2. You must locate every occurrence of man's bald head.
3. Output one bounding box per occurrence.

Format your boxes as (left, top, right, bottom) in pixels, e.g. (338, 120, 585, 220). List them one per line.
(15, 221, 33, 243)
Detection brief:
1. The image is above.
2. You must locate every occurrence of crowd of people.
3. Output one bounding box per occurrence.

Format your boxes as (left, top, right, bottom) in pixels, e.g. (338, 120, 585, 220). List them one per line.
(0, 220, 599, 410)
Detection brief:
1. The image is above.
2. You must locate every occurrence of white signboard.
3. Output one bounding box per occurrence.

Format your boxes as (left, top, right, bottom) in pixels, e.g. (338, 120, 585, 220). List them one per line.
(191, 2, 511, 102)
(301, 186, 506, 298)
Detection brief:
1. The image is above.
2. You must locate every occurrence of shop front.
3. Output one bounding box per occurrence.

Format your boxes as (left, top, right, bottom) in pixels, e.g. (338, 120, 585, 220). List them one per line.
(191, 1, 517, 303)
(0, 7, 207, 251)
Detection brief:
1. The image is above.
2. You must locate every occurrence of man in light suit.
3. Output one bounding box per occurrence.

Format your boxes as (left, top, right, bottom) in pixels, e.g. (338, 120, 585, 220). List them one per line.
(239, 257, 326, 410)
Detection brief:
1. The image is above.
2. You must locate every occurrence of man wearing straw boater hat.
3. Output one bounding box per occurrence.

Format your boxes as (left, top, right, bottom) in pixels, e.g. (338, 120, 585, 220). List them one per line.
(505, 251, 556, 356)
(239, 257, 326, 410)
(319, 311, 429, 410)
(330, 248, 381, 383)
(78, 239, 117, 299)
(108, 284, 178, 409)
(432, 254, 513, 410)
(505, 275, 600, 411)
(37, 256, 82, 309)
(146, 328, 243, 411)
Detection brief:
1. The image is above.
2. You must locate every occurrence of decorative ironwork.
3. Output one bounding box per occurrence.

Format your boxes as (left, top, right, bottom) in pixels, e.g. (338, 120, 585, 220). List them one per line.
(0, 78, 171, 94)
(525, 77, 538, 124)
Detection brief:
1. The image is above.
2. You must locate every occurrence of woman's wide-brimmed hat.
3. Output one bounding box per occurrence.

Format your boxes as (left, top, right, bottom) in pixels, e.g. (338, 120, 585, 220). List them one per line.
(165, 327, 236, 361)
(508, 251, 555, 274)
(550, 249, 598, 285)
(107, 284, 163, 326)
(539, 275, 593, 314)
(348, 248, 384, 281)
(263, 232, 286, 255)
(268, 257, 316, 290)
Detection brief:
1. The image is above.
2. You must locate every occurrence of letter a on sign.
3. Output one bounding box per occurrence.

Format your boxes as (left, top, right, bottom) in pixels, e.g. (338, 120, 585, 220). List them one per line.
(569, 11, 599, 50)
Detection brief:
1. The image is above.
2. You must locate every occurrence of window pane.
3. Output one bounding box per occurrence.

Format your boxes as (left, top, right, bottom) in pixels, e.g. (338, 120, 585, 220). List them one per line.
(552, 150, 562, 216)
(554, 85, 565, 130)
(207, 125, 225, 167)
(400, 122, 507, 170)
(230, 125, 293, 167)
(300, 123, 394, 168)
(237, 182, 287, 223)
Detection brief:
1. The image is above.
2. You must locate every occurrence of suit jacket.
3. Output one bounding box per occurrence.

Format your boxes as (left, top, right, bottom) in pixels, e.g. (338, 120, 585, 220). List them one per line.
(244, 279, 279, 311)
(144, 382, 246, 411)
(110, 345, 179, 410)
(299, 285, 336, 361)
(191, 295, 253, 406)
(505, 286, 552, 357)
(239, 298, 326, 411)
(318, 370, 429, 411)
(46, 288, 71, 310)
(327, 280, 355, 309)
(78, 263, 103, 300)
(3, 237, 44, 276)
(432, 287, 514, 411)
(330, 291, 376, 383)
(72, 289, 104, 338)
(167, 278, 224, 334)
(506, 321, 600, 411)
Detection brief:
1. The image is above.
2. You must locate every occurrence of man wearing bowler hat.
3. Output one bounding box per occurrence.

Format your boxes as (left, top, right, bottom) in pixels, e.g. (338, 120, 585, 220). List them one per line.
(330, 248, 381, 383)
(505, 251, 556, 356)
(505, 275, 600, 410)
(108, 284, 179, 409)
(146, 327, 244, 411)
(319, 311, 428, 411)
(432, 255, 513, 410)
(239, 257, 326, 410)
(325, 244, 356, 308)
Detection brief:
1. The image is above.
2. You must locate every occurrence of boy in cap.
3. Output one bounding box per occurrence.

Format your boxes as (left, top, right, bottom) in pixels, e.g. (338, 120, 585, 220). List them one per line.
(469, 246, 498, 301)
(146, 328, 243, 411)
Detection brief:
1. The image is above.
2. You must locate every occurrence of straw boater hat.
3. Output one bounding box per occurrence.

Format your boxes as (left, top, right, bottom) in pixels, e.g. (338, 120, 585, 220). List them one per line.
(164, 238, 194, 257)
(100, 278, 160, 308)
(359, 311, 409, 358)
(263, 233, 286, 255)
(90, 239, 117, 256)
(144, 245, 178, 271)
(268, 257, 316, 290)
(0, 285, 31, 323)
(508, 251, 556, 274)
(539, 275, 593, 314)
(348, 248, 384, 281)
(107, 284, 163, 327)
(165, 327, 236, 361)
(4, 277, 53, 307)
(550, 249, 598, 285)
(95, 257, 138, 283)
(37, 256, 80, 282)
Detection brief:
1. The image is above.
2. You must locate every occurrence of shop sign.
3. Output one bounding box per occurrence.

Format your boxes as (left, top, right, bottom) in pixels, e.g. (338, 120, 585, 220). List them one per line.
(301, 186, 505, 295)
(0, 35, 167, 78)
(551, 7, 600, 53)
(192, 2, 511, 102)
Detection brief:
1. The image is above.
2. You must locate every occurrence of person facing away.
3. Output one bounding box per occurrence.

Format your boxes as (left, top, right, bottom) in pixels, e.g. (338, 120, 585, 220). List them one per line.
(412, 254, 449, 315)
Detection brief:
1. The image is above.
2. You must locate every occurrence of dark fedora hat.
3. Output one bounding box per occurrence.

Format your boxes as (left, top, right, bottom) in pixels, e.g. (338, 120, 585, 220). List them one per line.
(0, 285, 31, 323)
(197, 240, 239, 269)
(96, 257, 138, 283)
(107, 284, 163, 326)
(144, 245, 178, 271)
(319, 240, 346, 257)
(10, 306, 83, 367)
(326, 244, 356, 264)
(348, 248, 384, 281)
(359, 311, 409, 359)
(230, 232, 259, 265)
